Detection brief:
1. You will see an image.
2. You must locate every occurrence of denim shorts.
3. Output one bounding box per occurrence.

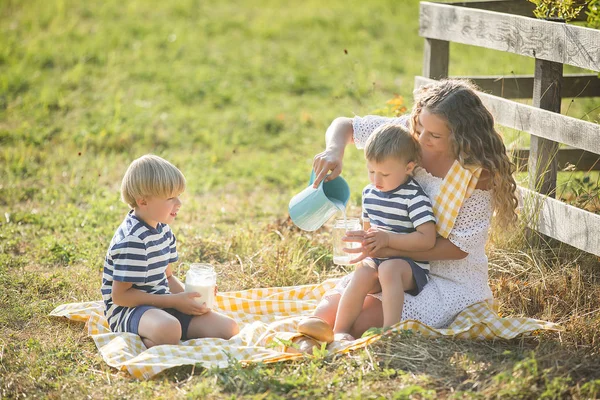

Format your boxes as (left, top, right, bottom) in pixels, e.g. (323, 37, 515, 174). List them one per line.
(365, 256, 429, 296)
(127, 306, 194, 341)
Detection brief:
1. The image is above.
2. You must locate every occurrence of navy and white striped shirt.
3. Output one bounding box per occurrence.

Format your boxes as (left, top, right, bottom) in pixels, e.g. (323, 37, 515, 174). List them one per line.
(101, 211, 178, 332)
(362, 177, 435, 270)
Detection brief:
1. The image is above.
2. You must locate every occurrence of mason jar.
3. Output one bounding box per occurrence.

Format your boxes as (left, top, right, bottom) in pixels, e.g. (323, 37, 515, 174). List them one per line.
(184, 263, 217, 309)
(332, 218, 362, 265)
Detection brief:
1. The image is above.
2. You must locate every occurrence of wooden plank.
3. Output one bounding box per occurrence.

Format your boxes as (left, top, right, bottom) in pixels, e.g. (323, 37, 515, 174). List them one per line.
(423, 38, 449, 80)
(456, 74, 600, 99)
(449, 0, 536, 16)
(420, 2, 600, 72)
(520, 187, 600, 256)
(529, 59, 562, 196)
(415, 77, 600, 155)
(448, 0, 588, 21)
(511, 147, 600, 171)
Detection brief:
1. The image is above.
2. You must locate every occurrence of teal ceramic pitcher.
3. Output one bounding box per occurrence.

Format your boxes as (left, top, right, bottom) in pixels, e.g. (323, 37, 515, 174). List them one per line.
(288, 171, 350, 231)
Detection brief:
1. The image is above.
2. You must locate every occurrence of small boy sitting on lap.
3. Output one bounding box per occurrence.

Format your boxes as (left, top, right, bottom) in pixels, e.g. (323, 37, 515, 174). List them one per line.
(101, 154, 239, 348)
(333, 124, 436, 341)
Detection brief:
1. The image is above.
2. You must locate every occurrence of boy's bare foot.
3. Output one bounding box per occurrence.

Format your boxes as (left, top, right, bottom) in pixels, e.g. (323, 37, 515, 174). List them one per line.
(333, 332, 355, 342)
(286, 335, 321, 354)
(297, 316, 334, 343)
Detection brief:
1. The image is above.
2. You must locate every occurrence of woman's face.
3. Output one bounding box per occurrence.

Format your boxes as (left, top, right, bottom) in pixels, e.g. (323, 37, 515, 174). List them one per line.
(415, 108, 453, 158)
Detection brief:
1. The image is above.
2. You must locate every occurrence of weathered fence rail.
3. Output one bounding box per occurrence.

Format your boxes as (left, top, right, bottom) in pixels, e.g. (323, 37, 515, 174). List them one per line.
(418, 0, 600, 256)
(420, 1, 600, 71)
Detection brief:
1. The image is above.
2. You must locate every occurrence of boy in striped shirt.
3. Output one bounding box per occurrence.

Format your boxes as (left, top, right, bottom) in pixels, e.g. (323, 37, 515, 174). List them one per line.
(333, 124, 436, 341)
(101, 155, 238, 348)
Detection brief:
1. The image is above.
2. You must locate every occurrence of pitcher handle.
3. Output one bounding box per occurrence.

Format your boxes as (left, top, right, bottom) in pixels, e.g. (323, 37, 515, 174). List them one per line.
(309, 169, 329, 187)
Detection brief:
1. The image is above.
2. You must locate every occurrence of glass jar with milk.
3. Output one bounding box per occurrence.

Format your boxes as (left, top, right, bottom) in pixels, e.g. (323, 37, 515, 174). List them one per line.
(184, 263, 217, 309)
(332, 218, 362, 265)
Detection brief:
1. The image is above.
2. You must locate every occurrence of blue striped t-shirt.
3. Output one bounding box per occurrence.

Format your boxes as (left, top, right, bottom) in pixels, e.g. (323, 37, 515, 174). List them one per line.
(101, 211, 178, 332)
(362, 177, 436, 270)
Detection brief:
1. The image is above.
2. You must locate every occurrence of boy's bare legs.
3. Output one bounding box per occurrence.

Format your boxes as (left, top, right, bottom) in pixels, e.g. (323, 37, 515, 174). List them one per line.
(187, 311, 239, 340)
(138, 309, 239, 348)
(378, 259, 415, 328)
(333, 262, 380, 339)
(138, 308, 182, 348)
(311, 290, 384, 341)
(313, 294, 341, 328)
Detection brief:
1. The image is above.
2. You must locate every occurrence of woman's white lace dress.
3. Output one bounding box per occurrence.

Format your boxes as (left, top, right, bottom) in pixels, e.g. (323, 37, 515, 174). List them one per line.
(327, 115, 494, 328)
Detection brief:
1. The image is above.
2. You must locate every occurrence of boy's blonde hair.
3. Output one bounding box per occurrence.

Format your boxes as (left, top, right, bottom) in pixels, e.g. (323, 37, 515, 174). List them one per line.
(121, 155, 186, 209)
(364, 124, 420, 164)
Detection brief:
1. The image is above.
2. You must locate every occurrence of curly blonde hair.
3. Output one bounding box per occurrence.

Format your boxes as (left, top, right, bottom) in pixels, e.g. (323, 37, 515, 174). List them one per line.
(410, 79, 519, 228)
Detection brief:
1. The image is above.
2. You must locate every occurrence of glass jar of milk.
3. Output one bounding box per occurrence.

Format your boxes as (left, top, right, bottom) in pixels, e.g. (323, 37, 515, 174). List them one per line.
(332, 218, 361, 265)
(184, 263, 217, 309)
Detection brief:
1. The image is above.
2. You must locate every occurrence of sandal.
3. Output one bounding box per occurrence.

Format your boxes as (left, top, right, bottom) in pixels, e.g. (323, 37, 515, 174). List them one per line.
(297, 316, 334, 344)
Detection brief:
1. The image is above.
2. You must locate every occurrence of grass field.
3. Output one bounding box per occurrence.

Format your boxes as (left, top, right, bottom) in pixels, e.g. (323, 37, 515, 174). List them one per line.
(2, 0, 600, 398)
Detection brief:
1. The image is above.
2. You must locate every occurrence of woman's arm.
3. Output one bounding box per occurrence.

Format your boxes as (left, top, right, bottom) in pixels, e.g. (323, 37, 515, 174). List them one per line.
(375, 237, 467, 261)
(362, 222, 436, 253)
(312, 117, 354, 187)
(343, 231, 467, 263)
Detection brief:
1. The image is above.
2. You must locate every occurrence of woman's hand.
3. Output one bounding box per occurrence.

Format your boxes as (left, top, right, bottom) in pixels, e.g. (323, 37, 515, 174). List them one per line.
(312, 117, 354, 187)
(312, 149, 344, 188)
(363, 228, 389, 253)
(172, 292, 210, 315)
(370, 247, 403, 259)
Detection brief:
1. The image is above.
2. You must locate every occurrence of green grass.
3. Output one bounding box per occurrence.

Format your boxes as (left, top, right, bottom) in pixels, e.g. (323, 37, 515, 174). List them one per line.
(1, 0, 600, 398)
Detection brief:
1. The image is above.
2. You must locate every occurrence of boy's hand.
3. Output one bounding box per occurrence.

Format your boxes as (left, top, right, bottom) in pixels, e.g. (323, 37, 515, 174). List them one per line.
(364, 228, 390, 253)
(172, 292, 210, 315)
(342, 229, 370, 264)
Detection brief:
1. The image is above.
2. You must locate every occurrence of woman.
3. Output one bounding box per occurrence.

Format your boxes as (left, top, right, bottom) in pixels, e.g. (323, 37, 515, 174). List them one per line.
(308, 79, 518, 339)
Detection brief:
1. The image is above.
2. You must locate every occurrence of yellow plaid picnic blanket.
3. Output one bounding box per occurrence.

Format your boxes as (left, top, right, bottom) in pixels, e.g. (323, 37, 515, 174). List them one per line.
(434, 160, 482, 238)
(50, 278, 561, 379)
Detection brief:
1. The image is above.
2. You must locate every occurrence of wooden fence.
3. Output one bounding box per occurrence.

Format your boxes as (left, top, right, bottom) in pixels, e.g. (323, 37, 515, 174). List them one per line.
(418, 0, 600, 256)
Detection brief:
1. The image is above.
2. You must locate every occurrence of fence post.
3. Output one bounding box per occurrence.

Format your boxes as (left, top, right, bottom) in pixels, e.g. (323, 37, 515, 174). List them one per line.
(423, 38, 449, 80)
(526, 58, 562, 245)
(529, 59, 562, 197)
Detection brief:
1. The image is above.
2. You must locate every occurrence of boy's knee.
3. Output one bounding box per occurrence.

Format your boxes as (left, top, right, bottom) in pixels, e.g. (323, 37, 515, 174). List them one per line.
(139, 311, 182, 346)
(216, 315, 239, 340)
(159, 318, 182, 345)
(226, 318, 240, 338)
(149, 316, 181, 345)
(378, 260, 409, 282)
(355, 263, 377, 279)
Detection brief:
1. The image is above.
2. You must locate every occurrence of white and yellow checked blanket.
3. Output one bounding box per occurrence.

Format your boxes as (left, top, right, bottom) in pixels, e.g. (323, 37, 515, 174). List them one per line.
(50, 278, 561, 379)
(433, 160, 482, 238)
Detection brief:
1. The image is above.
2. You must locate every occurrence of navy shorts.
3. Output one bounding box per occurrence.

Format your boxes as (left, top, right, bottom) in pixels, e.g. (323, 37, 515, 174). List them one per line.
(127, 306, 194, 341)
(365, 257, 429, 296)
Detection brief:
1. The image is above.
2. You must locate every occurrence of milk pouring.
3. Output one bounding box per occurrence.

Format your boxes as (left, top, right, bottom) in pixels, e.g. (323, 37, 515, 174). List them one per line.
(184, 263, 216, 309)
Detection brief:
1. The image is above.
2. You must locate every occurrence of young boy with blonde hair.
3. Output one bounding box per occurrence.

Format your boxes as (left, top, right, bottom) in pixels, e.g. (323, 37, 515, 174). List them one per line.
(333, 124, 436, 340)
(101, 154, 238, 348)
